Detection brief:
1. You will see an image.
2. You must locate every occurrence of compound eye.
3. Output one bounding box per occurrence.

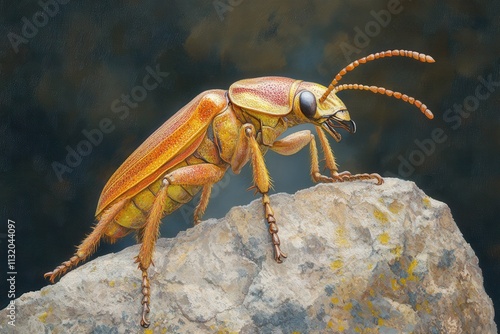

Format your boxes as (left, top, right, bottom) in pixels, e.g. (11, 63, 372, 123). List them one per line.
(299, 90, 317, 118)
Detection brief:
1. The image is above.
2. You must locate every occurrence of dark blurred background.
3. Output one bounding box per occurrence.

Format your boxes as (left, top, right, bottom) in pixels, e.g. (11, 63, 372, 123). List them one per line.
(1, 0, 499, 325)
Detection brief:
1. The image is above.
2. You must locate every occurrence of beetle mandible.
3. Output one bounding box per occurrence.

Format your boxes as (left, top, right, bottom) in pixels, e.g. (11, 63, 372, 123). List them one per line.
(45, 49, 435, 327)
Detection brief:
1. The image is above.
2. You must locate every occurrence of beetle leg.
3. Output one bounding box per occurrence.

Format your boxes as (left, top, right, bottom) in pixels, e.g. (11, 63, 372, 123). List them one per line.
(236, 124, 287, 263)
(269, 130, 312, 156)
(262, 193, 286, 262)
(135, 164, 226, 327)
(269, 129, 341, 183)
(194, 184, 213, 225)
(167, 165, 225, 226)
(269, 129, 334, 183)
(314, 126, 343, 181)
(135, 179, 169, 328)
(44, 199, 127, 283)
(230, 122, 252, 174)
(338, 172, 384, 185)
(315, 126, 383, 185)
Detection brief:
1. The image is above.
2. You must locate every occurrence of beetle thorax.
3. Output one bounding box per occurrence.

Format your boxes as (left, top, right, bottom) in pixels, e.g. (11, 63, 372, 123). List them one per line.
(233, 105, 289, 147)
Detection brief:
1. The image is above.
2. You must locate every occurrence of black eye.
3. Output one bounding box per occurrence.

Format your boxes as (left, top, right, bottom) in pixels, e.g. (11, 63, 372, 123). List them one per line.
(299, 90, 317, 118)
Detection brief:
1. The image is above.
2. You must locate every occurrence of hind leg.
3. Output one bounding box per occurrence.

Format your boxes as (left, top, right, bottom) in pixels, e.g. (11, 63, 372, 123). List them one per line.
(193, 184, 213, 225)
(44, 199, 128, 283)
(135, 163, 225, 327)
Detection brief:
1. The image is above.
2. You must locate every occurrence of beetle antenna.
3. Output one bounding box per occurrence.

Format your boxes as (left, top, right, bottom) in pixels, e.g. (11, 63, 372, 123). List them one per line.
(333, 83, 434, 119)
(319, 50, 435, 103)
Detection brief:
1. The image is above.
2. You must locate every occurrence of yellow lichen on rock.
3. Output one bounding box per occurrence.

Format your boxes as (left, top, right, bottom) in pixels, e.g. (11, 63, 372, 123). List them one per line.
(373, 209, 389, 224)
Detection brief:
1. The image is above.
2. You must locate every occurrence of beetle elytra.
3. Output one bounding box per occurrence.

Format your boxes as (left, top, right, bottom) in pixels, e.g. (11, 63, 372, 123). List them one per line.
(45, 49, 434, 327)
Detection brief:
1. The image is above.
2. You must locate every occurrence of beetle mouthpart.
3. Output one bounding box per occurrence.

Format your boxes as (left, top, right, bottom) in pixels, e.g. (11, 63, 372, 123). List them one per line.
(322, 123, 341, 142)
(337, 119, 356, 134)
(327, 116, 356, 133)
(319, 49, 435, 104)
(322, 116, 356, 142)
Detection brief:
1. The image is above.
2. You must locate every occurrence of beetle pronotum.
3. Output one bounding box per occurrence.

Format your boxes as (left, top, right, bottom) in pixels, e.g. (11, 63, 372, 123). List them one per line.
(45, 49, 434, 327)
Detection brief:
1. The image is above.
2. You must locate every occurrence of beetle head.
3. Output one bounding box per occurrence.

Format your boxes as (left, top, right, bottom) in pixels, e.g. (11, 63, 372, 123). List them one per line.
(293, 49, 436, 142)
(292, 82, 354, 142)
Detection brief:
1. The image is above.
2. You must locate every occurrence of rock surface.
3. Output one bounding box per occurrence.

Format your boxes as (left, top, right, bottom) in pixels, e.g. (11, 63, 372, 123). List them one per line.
(1, 178, 496, 333)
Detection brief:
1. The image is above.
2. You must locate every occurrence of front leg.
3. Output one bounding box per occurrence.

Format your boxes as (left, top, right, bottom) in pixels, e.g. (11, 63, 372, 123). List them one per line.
(315, 126, 383, 185)
(269, 129, 345, 183)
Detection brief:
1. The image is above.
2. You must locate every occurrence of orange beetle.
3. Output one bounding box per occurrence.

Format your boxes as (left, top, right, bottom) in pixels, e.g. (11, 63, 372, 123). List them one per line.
(45, 49, 434, 327)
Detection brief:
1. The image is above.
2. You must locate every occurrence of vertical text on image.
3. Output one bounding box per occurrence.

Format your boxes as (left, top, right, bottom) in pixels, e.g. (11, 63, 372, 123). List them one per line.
(6, 219, 17, 327)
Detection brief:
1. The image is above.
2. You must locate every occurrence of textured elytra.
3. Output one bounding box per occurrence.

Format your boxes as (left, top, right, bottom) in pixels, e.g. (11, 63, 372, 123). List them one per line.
(96, 89, 226, 215)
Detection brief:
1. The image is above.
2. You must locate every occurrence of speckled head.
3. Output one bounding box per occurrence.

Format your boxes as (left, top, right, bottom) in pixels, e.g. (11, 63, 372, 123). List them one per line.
(291, 81, 354, 143)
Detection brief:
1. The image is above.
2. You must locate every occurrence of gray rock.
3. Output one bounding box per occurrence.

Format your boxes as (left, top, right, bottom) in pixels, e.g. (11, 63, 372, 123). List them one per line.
(1, 178, 496, 333)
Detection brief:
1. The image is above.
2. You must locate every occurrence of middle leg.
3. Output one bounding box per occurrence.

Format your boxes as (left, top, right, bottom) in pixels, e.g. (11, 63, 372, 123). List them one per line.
(232, 124, 287, 263)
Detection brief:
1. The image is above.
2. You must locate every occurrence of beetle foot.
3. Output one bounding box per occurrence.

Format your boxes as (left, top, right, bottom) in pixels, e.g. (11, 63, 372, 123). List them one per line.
(44, 255, 81, 283)
(312, 172, 334, 183)
(140, 302, 150, 328)
(313, 171, 349, 183)
(337, 172, 384, 185)
(269, 215, 287, 263)
(263, 194, 287, 263)
(273, 244, 287, 263)
(140, 270, 151, 328)
(266, 214, 286, 263)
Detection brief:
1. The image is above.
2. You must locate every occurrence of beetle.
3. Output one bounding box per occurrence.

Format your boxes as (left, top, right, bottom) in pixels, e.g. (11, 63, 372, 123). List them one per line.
(45, 49, 435, 327)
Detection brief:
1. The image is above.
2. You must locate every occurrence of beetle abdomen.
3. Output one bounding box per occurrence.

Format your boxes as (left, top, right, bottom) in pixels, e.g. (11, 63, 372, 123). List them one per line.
(107, 167, 203, 235)
(109, 181, 201, 233)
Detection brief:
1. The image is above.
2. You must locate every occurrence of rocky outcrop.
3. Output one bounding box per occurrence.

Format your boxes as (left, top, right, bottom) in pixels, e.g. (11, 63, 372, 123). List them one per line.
(1, 178, 496, 333)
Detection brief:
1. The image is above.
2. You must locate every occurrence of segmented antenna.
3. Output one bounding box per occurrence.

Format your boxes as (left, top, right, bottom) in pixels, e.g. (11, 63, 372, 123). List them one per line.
(333, 84, 434, 119)
(319, 49, 435, 118)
